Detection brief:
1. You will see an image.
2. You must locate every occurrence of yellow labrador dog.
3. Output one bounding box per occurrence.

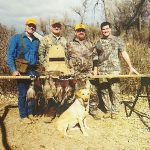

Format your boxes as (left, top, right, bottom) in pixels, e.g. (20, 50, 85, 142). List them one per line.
(56, 88, 90, 137)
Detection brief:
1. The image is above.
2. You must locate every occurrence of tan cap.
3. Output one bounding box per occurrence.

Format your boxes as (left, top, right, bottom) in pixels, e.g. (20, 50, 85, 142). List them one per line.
(50, 19, 61, 25)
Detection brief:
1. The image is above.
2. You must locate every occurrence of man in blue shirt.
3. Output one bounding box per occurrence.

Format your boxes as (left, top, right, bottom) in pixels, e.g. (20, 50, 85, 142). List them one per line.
(7, 19, 40, 124)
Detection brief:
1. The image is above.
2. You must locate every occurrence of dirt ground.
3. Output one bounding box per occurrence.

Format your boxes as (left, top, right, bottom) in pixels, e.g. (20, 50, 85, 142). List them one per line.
(0, 93, 150, 150)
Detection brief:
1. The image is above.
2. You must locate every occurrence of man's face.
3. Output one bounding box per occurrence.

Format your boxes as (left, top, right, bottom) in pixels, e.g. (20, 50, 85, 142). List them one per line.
(51, 23, 61, 36)
(75, 29, 86, 41)
(25, 24, 36, 34)
(101, 25, 111, 38)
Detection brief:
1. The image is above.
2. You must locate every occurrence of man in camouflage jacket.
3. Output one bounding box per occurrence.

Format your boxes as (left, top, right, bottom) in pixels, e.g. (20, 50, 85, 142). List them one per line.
(68, 24, 102, 120)
(95, 21, 139, 118)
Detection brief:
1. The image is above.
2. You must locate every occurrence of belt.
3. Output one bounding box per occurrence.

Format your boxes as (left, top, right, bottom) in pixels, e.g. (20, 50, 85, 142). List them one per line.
(49, 58, 65, 61)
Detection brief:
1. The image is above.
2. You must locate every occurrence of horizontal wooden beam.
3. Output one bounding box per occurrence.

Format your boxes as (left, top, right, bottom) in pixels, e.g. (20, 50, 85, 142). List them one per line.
(0, 75, 46, 80)
(90, 74, 150, 79)
(0, 74, 150, 80)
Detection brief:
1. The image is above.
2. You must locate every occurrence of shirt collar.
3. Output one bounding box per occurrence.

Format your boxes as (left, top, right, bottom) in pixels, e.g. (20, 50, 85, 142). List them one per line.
(102, 35, 114, 40)
(51, 33, 61, 40)
(22, 32, 37, 40)
(73, 38, 86, 44)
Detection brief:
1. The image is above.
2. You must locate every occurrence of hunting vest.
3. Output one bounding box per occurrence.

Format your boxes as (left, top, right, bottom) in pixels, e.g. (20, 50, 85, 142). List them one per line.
(44, 44, 71, 75)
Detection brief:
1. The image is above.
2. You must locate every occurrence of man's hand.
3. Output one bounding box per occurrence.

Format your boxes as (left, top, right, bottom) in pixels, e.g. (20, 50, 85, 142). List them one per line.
(129, 67, 139, 75)
(12, 71, 21, 76)
(121, 51, 140, 75)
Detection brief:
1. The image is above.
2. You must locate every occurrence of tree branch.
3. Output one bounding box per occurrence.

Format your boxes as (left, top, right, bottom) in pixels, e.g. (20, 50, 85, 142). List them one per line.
(126, 0, 146, 30)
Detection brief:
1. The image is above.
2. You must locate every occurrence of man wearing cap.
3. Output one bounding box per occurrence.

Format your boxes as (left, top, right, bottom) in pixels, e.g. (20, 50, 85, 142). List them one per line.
(39, 20, 67, 68)
(67, 24, 102, 120)
(7, 18, 40, 124)
(68, 24, 93, 77)
(39, 20, 70, 122)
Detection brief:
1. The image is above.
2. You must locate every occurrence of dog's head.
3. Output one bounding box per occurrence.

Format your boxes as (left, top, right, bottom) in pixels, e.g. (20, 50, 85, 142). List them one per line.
(75, 88, 91, 106)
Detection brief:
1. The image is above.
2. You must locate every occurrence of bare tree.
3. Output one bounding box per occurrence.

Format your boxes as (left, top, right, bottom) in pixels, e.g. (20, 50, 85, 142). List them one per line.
(149, 21, 150, 46)
(125, 0, 147, 30)
(106, 0, 149, 35)
(72, 0, 89, 23)
(102, 0, 108, 21)
(39, 19, 49, 35)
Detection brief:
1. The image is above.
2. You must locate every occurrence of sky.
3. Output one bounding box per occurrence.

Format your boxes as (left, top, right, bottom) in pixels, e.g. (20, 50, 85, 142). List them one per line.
(0, 0, 105, 32)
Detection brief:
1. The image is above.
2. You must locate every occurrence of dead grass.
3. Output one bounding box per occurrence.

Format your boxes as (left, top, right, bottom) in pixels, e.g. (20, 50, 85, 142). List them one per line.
(0, 94, 150, 150)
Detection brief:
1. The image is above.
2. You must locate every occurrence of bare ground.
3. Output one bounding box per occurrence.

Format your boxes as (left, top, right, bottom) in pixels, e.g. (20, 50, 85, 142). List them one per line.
(0, 93, 150, 150)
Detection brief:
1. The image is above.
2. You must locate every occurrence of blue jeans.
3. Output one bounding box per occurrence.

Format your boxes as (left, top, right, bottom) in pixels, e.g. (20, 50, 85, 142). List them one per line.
(17, 69, 37, 119)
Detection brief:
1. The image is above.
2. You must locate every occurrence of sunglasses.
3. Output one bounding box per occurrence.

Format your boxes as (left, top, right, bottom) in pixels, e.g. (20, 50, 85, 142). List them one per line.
(52, 24, 61, 28)
(76, 29, 85, 32)
(27, 24, 36, 29)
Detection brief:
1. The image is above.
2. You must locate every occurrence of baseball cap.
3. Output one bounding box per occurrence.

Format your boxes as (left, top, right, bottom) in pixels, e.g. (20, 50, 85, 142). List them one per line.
(26, 19, 37, 26)
(74, 24, 86, 30)
(50, 19, 61, 26)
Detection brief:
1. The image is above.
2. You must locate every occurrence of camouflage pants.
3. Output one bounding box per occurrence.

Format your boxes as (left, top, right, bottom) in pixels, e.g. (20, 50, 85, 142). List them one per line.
(89, 85, 100, 116)
(97, 71, 121, 113)
(100, 80, 120, 112)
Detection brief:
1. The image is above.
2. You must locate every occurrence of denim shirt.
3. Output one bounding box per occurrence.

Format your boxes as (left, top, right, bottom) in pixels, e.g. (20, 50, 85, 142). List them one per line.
(7, 32, 40, 73)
